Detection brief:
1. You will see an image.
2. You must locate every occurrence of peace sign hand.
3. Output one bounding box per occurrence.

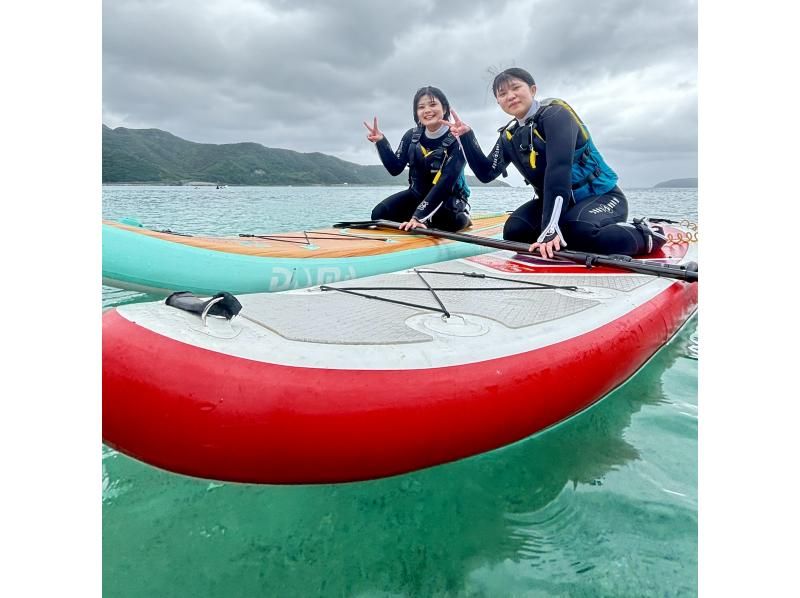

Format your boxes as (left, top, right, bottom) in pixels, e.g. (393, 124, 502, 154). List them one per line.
(363, 117, 384, 143)
(441, 109, 471, 138)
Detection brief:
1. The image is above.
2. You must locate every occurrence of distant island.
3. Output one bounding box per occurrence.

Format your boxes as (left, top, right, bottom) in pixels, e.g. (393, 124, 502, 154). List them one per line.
(653, 178, 697, 188)
(102, 125, 509, 188)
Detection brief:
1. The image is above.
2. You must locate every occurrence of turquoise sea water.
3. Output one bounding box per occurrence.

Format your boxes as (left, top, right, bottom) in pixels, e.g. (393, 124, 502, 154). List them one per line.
(102, 185, 698, 597)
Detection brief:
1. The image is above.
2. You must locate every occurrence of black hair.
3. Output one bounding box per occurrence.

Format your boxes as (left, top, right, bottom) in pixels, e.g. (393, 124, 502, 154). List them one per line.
(492, 68, 536, 97)
(412, 86, 451, 123)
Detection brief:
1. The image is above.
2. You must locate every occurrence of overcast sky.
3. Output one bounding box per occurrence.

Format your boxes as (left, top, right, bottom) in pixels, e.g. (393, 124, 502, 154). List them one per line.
(103, 0, 697, 187)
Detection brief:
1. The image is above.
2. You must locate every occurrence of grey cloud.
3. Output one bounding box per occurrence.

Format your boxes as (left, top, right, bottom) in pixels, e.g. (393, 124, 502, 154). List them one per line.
(518, 0, 697, 84)
(103, 0, 697, 187)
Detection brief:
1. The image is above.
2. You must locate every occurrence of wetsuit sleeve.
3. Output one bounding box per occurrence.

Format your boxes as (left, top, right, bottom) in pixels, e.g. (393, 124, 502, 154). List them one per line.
(413, 143, 467, 223)
(460, 130, 507, 183)
(537, 107, 581, 244)
(375, 129, 413, 176)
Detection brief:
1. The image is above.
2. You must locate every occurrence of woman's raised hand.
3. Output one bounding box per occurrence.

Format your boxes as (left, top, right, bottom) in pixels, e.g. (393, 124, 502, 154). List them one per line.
(442, 110, 471, 138)
(363, 117, 384, 143)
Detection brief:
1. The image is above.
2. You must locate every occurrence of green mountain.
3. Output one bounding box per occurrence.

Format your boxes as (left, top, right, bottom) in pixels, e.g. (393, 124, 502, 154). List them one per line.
(102, 125, 508, 187)
(653, 177, 698, 188)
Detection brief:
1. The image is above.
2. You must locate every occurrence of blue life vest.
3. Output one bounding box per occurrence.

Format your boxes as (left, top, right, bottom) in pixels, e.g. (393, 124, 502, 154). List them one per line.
(500, 98, 617, 201)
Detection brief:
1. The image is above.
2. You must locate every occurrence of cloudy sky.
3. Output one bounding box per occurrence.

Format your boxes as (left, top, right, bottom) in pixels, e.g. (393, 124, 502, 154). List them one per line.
(103, 0, 697, 187)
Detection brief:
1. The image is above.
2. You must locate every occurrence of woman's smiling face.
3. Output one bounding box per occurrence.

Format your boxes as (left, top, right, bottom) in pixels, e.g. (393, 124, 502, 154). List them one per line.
(416, 95, 445, 129)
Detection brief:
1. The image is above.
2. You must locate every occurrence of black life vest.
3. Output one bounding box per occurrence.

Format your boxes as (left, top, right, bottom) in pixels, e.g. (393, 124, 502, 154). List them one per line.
(407, 126, 470, 198)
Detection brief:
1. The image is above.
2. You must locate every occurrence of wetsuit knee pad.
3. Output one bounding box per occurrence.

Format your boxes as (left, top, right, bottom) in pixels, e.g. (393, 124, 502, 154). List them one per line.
(503, 216, 539, 243)
(371, 203, 391, 220)
(431, 206, 471, 232)
(453, 211, 472, 232)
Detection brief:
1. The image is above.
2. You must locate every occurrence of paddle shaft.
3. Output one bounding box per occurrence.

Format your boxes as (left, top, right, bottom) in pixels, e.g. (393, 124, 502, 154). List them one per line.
(350, 220, 698, 282)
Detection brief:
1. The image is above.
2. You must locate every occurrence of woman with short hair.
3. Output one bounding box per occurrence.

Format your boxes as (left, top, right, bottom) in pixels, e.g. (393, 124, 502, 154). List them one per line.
(447, 67, 665, 257)
(365, 85, 471, 232)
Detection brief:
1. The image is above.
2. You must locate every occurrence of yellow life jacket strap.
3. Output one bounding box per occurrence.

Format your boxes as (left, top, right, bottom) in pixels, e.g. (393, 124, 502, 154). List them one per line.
(546, 98, 589, 142)
(432, 149, 448, 185)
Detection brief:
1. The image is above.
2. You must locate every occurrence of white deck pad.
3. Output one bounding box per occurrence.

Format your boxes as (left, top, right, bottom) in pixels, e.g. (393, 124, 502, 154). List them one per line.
(117, 251, 688, 370)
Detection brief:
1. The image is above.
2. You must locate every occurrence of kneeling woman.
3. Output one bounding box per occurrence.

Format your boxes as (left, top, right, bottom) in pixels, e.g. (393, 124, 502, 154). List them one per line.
(364, 86, 471, 232)
(447, 68, 665, 257)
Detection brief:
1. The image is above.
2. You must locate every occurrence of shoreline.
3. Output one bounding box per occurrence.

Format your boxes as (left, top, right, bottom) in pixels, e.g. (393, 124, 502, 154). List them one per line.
(101, 180, 513, 188)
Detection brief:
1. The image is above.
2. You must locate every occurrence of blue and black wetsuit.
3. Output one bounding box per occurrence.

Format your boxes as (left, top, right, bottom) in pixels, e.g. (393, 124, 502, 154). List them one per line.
(461, 99, 663, 255)
(372, 125, 471, 232)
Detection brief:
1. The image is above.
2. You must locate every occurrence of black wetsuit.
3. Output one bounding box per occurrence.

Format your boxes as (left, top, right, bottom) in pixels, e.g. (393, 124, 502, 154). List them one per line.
(461, 101, 657, 255)
(372, 127, 471, 232)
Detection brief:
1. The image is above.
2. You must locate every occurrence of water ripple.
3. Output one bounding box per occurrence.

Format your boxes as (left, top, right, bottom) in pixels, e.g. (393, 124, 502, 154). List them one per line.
(503, 490, 597, 578)
(687, 330, 699, 360)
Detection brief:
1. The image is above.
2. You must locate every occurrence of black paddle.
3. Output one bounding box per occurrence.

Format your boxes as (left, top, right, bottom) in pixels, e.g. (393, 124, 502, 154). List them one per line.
(332, 219, 698, 282)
